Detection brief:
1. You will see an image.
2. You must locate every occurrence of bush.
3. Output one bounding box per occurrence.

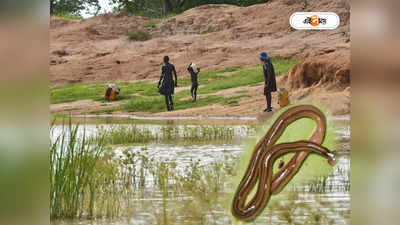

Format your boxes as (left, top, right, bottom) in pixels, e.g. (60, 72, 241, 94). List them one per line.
(126, 30, 151, 41)
(55, 12, 82, 20)
(201, 27, 217, 35)
(144, 19, 161, 29)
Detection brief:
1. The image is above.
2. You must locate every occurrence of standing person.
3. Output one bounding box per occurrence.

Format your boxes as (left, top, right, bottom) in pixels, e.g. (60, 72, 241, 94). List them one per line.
(158, 56, 178, 111)
(188, 62, 200, 102)
(259, 52, 277, 112)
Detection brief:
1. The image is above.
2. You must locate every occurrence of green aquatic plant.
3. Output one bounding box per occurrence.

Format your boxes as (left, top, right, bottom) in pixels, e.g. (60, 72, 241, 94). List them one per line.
(50, 122, 105, 219)
(92, 124, 248, 145)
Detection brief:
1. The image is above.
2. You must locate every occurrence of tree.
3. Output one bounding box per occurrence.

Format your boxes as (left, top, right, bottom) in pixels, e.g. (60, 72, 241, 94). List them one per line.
(50, 0, 101, 16)
(162, 0, 188, 14)
(111, 0, 269, 18)
(111, 0, 164, 17)
(162, 0, 173, 14)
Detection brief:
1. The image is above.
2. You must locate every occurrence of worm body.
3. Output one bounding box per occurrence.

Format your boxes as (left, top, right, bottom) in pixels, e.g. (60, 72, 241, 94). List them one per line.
(231, 105, 336, 220)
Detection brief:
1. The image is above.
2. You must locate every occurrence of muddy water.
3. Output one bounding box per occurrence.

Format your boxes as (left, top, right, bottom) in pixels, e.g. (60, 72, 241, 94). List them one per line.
(52, 115, 350, 225)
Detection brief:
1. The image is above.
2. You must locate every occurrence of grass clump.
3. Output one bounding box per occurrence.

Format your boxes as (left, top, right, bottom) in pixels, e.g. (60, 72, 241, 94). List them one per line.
(50, 122, 105, 219)
(120, 95, 166, 113)
(55, 12, 82, 20)
(201, 27, 217, 35)
(119, 94, 242, 113)
(126, 30, 151, 41)
(218, 66, 241, 73)
(92, 123, 244, 145)
(51, 114, 68, 120)
(144, 19, 161, 29)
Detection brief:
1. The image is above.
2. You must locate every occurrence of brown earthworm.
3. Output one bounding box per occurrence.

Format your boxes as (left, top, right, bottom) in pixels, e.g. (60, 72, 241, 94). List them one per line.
(231, 105, 337, 221)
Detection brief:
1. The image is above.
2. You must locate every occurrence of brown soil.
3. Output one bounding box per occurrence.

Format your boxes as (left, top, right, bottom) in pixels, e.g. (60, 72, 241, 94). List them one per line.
(50, 0, 350, 117)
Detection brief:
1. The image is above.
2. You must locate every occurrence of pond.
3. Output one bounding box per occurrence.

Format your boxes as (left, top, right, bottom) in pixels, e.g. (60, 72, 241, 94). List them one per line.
(50, 115, 350, 225)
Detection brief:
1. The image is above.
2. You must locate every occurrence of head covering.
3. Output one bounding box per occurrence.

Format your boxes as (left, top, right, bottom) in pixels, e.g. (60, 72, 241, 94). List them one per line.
(259, 52, 269, 61)
(108, 83, 120, 93)
(163, 56, 169, 63)
(191, 63, 199, 73)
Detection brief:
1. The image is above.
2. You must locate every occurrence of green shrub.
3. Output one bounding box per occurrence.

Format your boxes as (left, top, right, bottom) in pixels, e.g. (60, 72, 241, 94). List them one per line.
(144, 19, 161, 29)
(126, 30, 151, 41)
(201, 27, 217, 35)
(55, 12, 82, 20)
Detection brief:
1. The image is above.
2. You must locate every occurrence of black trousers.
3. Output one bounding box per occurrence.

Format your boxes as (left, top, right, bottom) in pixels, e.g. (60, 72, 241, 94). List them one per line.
(191, 84, 198, 101)
(265, 92, 272, 109)
(165, 94, 173, 109)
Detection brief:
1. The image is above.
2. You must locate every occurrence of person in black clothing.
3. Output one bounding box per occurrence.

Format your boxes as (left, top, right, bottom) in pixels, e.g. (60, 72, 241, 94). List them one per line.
(187, 62, 200, 102)
(158, 56, 178, 111)
(259, 52, 277, 112)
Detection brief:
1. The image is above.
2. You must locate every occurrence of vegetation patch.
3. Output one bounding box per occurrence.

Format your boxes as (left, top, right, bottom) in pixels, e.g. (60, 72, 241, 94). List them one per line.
(201, 27, 217, 35)
(144, 19, 161, 29)
(92, 123, 244, 145)
(218, 66, 241, 73)
(126, 30, 151, 41)
(55, 12, 82, 20)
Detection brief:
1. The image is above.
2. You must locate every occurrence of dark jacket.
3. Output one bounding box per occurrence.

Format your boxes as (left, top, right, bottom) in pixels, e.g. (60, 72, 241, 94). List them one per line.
(187, 65, 200, 86)
(263, 59, 277, 94)
(158, 63, 177, 95)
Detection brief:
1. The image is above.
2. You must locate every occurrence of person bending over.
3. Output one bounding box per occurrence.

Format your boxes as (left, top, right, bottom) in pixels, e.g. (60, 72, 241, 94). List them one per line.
(158, 56, 178, 111)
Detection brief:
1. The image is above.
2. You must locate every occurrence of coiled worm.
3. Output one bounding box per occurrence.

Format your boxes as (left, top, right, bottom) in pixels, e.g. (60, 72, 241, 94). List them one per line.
(231, 105, 337, 220)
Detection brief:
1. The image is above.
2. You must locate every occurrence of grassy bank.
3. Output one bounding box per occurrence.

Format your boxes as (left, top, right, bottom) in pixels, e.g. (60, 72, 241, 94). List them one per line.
(50, 57, 298, 115)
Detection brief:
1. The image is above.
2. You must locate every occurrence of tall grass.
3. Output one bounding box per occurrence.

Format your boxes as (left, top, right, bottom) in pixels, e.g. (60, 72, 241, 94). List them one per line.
(92, 124, 246, 145)
(304, 166, 350, 193)
(50, 122, 105, 219)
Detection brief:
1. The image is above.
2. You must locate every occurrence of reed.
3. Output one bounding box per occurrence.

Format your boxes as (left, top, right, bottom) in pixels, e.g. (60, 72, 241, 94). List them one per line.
(92, 124, 246, 145)
(50, 122, 105, 219)
(295, 166, 350, 193)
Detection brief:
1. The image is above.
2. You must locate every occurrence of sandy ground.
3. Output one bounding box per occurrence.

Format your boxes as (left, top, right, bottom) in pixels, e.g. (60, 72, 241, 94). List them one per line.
(50, 0, 351, 117)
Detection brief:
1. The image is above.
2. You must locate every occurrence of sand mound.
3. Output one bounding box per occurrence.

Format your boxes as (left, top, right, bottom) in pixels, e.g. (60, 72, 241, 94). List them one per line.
(51, 12, 150, 41)
(282, 50, 350, 91)
(50, 16, 79, 29)
(272, 50, 351, 115)
(152, 4, 240, 36)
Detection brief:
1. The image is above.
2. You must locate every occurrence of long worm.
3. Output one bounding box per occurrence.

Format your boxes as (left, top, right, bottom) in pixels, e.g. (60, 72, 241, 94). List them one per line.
(231, 105, 337, 220)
